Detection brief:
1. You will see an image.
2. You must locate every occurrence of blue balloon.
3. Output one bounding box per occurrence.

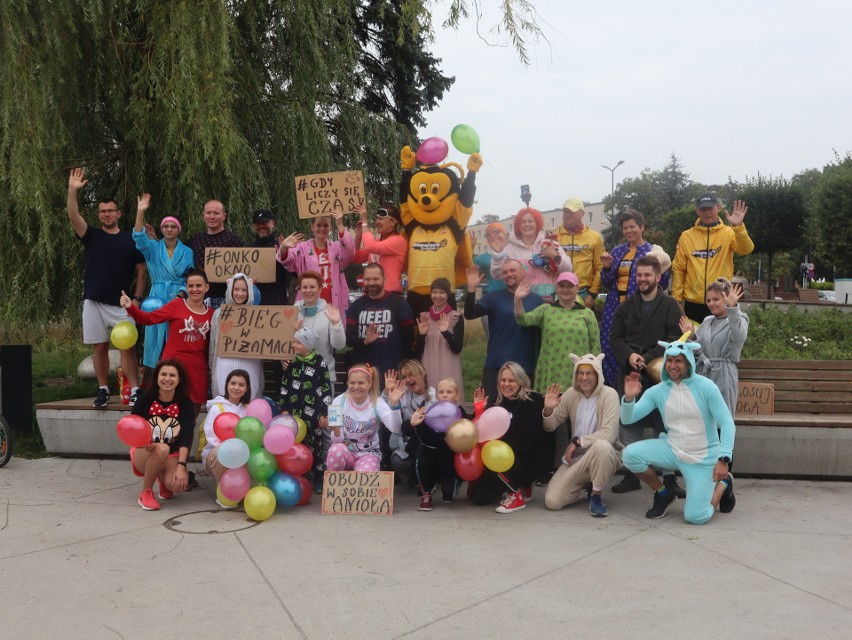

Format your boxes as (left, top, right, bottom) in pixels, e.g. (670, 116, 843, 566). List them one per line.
(141, 297, 165, 312)
(217, 438, 250, 469)
(267, 471, 301, 507)
(263, 396, 281, 418)
(252, 285, 261, 304)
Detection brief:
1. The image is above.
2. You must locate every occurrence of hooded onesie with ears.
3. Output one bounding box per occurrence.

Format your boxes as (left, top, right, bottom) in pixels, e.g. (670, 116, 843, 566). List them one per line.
(620, 337, 735, 525)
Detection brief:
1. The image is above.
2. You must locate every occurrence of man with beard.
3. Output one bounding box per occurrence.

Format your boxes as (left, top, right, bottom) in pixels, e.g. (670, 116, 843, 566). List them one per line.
(464, 260, 543, 401)
(609, 255, 684, 495)
(345, 263, 415, 378)
(66, 168, 146, 407)
(249, 209, 289, 305)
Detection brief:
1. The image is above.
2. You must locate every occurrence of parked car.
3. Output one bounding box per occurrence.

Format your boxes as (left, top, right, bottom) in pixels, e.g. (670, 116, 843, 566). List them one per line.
(818, 290, 836, 302)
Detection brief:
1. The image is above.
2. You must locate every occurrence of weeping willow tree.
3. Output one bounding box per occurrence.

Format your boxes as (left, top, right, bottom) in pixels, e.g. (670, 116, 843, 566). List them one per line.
(0, 0, 461, 330)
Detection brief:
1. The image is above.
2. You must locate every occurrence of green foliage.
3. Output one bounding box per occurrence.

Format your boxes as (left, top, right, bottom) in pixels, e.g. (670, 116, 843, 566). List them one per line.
(659, 204, 697, 257)
(0, 0, 458, 327)
(812, 154, 852, 277)
(810, 281, 834, 291)
(741, 306, 852, 360)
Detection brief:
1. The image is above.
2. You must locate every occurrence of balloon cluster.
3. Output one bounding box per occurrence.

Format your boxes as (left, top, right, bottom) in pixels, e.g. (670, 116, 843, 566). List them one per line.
(214, 399, 314, 521)
(423, 402, 514, 483)
(414, 124, 481, 165)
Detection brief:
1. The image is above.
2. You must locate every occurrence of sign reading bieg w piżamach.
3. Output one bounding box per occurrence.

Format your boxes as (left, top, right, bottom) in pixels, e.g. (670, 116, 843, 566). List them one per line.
(215, 305, 298, 360)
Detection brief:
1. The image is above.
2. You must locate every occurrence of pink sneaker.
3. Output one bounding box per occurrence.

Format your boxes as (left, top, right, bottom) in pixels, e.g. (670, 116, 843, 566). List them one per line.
(419, 493, 433, 511)
(157, 482, 174, 500)
(138, 488, 160, 511)
(495, 491, 526, 514)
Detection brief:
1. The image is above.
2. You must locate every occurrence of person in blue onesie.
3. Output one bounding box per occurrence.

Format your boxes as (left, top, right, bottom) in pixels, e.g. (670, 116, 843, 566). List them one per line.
(620, 334, 736, 524)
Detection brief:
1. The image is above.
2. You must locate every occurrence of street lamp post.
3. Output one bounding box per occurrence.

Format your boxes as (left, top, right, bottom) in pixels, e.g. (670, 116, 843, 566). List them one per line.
(601, 160, 625, 239)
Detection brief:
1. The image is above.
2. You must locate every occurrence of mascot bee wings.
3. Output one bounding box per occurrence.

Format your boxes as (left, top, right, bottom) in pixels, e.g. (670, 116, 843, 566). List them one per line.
(399, 145, 483, 313)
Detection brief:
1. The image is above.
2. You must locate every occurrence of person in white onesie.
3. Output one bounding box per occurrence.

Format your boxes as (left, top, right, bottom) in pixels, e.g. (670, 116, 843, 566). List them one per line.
(620, 335, 736, 524)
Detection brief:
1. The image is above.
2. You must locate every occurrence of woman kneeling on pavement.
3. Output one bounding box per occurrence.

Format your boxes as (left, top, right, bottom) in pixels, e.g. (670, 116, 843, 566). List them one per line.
(469, 361, 547, 513)
(542, 354, 621, 517)
(131, 359, 195, 511)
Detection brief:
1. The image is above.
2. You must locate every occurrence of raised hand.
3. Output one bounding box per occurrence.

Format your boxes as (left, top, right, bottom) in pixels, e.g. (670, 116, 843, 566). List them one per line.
(281, 232, 304, 249)
(119, 290, 132, 309)
(679, 315, 695, 337)
(292, 319, 304, 331)
(468, 230, 477, 249)
(387, 379, 407, 407)
(514, 279, 532, 300)
(600, 252, 614, 269)
(331, 209, 345, 231)
(486, 229, 507, 254)
(324, 304, 341, 325)
(544, 383, 562, 412)
(466, 265, 484, 292)
(137, 193, 151, 214)
(725, 284, 744, 308)
(624, 371, 643, 401)
(353, 203, 367, 220)
(417, 314, 430, 336)
(725, 199, 748, 226)
(144, 223, 157, 240)
(364, 323, 378, 345)
(438, 313, 450, 332)
(473, 386, 488, 405)
(410, 406, 426, 427)
(384, 369, 399, 394)
(68, 167, 88, 192)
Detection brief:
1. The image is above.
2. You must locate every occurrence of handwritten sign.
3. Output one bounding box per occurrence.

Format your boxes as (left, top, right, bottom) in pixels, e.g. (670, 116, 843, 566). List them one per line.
(204, 247, 276, 283)
(215, 305, 298, 360)
(736, 382, 775, 415)
(321, 471, 394, 516)
(295, 170, 365, 219)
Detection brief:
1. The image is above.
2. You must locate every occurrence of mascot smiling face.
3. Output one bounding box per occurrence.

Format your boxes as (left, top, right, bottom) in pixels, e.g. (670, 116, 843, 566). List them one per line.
(399, 145, 483, 302)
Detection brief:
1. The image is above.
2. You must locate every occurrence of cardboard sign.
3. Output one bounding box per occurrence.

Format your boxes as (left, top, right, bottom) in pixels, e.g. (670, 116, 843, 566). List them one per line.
(321, 471, 394, 516)
(294, 170, 365, 219)
(215, 305, 298, 360)
(204, 247, 276, 283)
(736, 382, 775, 415)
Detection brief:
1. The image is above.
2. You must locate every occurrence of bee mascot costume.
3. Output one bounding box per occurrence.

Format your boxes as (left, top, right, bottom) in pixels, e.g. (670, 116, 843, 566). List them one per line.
(399, 145, 483, 316)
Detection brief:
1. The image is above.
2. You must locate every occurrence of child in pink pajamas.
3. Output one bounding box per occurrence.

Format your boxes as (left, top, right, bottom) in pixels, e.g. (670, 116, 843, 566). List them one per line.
(326, 363, 405, 471)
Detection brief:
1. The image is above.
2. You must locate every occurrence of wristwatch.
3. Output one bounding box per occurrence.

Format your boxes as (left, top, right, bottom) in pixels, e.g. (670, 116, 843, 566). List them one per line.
(718, 456, 731, 464)
(177, 460, 187, 467)
(572, 436, 582, 448)
(132, 296, 144, 302)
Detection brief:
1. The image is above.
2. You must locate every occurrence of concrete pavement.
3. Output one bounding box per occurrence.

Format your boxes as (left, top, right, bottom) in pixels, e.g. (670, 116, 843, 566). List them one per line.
(1, 457, 851, 639)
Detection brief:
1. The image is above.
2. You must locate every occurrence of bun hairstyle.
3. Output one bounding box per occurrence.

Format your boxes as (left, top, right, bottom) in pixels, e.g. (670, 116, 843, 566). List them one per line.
(706, 277, 732, 295)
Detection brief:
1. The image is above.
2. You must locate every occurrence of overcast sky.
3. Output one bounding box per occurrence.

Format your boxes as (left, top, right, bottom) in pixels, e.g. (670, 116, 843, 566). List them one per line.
(418, 0, 852, 223)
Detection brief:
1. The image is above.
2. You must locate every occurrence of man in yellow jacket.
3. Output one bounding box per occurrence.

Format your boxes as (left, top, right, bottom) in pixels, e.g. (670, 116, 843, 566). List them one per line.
(672, 193, 754, 321)
(556, 197, 604, 308)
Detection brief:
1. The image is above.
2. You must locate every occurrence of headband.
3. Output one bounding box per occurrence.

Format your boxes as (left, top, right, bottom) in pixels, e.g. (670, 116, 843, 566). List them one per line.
(349, 366, 373, 381)
(160, 216, 182, 232)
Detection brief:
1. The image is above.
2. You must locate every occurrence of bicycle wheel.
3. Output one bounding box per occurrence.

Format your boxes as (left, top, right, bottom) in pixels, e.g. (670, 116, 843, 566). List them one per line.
(0, 414, 11, 468)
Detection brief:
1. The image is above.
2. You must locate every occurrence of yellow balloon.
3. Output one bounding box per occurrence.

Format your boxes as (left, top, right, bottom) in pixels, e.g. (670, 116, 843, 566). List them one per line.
(216, 483, 240, 508)
(244, 486, 276, 521)
(446, 419, 479, 453)
(481, 440, 515, 473)
(110, 321, 138, 350)
(294, 416, 307, 443)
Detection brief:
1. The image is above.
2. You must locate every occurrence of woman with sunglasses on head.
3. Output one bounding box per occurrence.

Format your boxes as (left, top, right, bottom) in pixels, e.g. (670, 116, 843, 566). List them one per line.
(132, 194, 194, 368)
(353, 203, 408, 294)
(277, 209, 355, 314)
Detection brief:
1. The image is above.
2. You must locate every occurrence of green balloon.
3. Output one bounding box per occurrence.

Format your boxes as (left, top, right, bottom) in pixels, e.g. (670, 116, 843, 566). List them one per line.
(451, 124, 480, 154)
(235, 416, 265, 451)
(247, 447, 278, 482)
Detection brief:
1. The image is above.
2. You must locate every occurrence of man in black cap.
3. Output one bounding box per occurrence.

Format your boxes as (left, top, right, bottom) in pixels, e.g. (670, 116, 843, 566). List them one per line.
(250, 209, 290, 306)
(672, 193, 753, 322)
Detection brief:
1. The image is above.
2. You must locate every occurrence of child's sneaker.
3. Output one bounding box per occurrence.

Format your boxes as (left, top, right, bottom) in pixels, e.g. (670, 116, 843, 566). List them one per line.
(138, 488, 160, 511)
(215, 498, 237, 510)
(419, 493, 433, 511)
(495, 491, 526, 514)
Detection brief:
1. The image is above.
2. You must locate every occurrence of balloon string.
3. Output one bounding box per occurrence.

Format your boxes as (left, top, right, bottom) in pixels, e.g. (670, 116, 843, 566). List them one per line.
(497, 472, 516, 493)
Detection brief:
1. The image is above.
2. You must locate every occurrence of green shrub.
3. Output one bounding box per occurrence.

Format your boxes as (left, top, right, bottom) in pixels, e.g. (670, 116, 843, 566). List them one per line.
(741, 306, 851, 360)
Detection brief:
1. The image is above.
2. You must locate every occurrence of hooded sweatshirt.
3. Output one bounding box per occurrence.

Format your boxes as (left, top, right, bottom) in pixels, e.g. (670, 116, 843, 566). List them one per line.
(201, 395, 247, 463)
(208, 273, 264, 399)
(294, 298, 346, 385)
(542, 353, 621, 453)
(620, 337, 735, 464)
(671, 219, 754, 305)
(490, 230, 572, 297)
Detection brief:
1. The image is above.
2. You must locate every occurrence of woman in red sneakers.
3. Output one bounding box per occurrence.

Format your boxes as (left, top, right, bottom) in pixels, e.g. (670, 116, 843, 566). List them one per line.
(468, 361, 547, 513)
(130, 359, 195, 510)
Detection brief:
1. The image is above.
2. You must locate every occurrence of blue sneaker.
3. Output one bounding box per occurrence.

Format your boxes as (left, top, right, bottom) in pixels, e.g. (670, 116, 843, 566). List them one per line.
(589, 494, 608, 517)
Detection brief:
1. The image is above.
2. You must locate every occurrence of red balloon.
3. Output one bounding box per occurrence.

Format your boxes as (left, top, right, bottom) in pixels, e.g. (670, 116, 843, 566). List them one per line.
(454, 445, 485, 482)
(275, 443, 313, 476)
(116, 415, 151, 447)
(296, 475, 313, 506)
(213, 411, 240, 441)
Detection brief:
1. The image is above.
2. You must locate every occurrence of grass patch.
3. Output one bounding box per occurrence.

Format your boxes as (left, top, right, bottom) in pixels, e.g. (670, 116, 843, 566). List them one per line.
(742, 305, 852, 359)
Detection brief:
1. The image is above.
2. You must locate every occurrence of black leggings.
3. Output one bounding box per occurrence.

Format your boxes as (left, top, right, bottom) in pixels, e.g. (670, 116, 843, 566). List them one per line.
(416, 443, 456, 496)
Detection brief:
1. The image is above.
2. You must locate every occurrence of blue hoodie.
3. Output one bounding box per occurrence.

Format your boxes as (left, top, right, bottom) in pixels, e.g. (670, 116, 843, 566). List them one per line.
(620, 336, 735, 464)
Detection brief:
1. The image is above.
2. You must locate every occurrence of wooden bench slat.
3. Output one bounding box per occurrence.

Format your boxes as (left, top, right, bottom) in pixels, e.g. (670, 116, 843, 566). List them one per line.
(775, 402, 852, 414)
(765, 380, 852, 392)
(775, 391, 852, 403)
(739, 360, 852, 371)
(740, 369, 852, 381)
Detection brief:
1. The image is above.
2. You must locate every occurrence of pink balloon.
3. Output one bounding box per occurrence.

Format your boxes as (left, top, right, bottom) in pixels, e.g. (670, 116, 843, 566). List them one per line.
(425, 401, 463, 433)
(269, 414, 298, 436)
(476, 407, 512, 442)
(263, 425, 295, 455)
(219, 466, 251, 502)
(246, 398, 273, 427)
(415, 137, 449, 165)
